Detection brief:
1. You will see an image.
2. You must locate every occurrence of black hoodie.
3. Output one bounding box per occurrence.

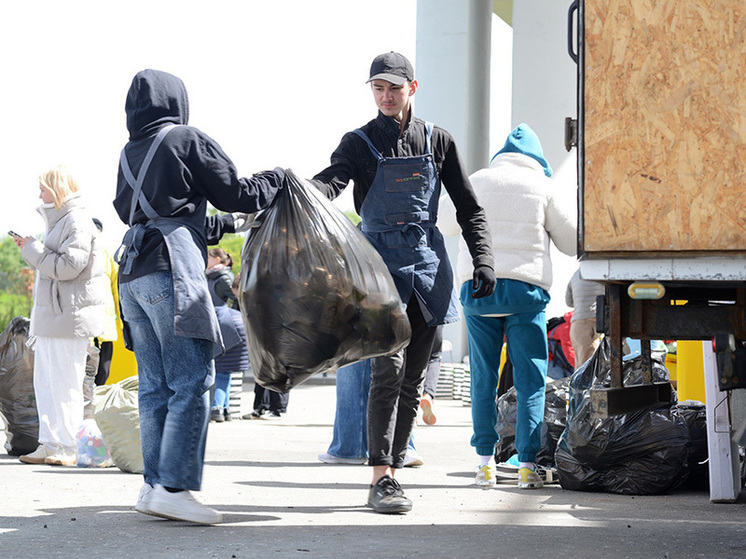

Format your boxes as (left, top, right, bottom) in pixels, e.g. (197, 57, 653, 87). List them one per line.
(113, 69, 284, 281)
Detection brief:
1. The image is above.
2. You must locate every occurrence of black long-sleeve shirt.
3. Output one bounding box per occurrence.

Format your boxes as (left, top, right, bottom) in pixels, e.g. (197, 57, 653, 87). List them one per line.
(310, 111, 494, 271)
(113, 69, 284, 282)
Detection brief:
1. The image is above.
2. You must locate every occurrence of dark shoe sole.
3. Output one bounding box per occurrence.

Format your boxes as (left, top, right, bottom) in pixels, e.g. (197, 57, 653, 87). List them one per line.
(367, 501, 412, 514)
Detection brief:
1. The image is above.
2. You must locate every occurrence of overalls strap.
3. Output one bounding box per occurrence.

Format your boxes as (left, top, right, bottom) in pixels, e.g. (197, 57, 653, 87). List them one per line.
(116, 124, 178, 274)
(352, 129, 384, 160)
(352, 123, 434, 159)
(120, 124, 178, 225)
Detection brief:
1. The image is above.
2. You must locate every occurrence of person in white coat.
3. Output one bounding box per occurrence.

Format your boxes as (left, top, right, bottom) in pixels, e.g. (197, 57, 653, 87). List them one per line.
(439, 124, 576, 489)
(13, 166, 112, 466)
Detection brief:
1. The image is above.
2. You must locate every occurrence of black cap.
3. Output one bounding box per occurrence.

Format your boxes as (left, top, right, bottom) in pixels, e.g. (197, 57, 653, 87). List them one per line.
(366, 52, 414, 85)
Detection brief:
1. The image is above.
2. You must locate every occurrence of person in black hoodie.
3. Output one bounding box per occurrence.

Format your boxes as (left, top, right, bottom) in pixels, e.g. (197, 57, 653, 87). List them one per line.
(113, 69, 284, 525)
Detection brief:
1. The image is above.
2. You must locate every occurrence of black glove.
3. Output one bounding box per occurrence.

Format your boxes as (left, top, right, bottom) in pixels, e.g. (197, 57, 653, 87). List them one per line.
(472, 266, 496, 299)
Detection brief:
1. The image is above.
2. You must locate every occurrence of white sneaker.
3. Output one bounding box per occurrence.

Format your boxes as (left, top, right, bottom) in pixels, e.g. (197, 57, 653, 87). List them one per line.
(403, 449, 424, 467)
(476, 464, 497, 487)
(45, 451, 77, 467)
(135, 483, 156, 515)
(19, 445, 56, 464)
(147, 484, 223, 525)
(318, 453, 367, 465)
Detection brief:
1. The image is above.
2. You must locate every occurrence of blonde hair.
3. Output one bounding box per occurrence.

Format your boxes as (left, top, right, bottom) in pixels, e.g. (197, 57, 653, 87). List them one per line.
(39, 166, 79, 209)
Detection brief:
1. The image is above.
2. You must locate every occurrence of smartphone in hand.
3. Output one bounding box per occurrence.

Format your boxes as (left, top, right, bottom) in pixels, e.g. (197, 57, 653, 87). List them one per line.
(8, 230, 22, 239)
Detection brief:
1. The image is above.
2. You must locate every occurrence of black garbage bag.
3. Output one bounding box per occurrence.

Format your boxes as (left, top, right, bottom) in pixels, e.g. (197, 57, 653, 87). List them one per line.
(0, 316, 39, 456)
(673, 400, 709, 490)
(555, 338, 690, 495)
(239, 169, 411, 392)
(495, 376, 570, 467)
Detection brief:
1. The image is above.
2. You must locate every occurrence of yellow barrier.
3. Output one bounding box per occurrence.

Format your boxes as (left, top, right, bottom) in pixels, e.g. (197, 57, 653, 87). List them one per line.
(107, 320, 138, 384)
(676, 340, 706, 403)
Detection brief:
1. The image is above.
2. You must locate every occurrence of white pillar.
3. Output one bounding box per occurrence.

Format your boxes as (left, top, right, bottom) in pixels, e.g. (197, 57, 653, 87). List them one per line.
(415, 0, 492, 173)
(510, 0, 577, 173)
(416, 0, 493, 361)
(511, 0, 580, 318)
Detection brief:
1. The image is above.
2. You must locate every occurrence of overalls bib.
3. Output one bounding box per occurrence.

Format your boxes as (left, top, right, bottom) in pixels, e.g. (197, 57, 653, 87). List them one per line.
(116, 124, 224, 356)
(354, 124, 459, 326)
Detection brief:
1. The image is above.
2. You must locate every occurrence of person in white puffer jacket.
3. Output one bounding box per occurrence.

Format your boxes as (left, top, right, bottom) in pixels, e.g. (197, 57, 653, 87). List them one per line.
(13, 166, 112, 467)
(439, 123, 576, 490)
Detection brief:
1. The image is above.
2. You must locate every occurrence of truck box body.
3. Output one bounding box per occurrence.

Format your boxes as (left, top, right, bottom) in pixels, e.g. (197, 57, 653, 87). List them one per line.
(580, 0, 746, 257)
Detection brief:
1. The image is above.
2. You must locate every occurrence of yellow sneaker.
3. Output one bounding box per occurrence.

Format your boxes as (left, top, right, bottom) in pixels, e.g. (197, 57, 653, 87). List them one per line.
(518, 467, 544, 489)
(475, 464, 496, 487)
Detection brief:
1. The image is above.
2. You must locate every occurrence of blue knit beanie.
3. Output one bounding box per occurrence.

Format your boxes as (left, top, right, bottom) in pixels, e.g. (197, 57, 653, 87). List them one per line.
(491, 123, 552, 177)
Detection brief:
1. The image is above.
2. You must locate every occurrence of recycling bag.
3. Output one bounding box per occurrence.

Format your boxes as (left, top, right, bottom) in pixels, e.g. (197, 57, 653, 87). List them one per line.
(239, 169, 411, 392)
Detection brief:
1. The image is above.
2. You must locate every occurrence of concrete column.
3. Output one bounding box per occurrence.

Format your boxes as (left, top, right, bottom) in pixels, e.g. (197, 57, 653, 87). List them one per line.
(415, 0, 492, 174)
(416, 0, 493, 361)
(511, 0, 580, 319)
(510, 0, 577, 175)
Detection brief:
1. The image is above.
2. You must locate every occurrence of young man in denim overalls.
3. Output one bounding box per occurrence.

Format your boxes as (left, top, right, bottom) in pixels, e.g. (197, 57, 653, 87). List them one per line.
(311, 52, 496, 514)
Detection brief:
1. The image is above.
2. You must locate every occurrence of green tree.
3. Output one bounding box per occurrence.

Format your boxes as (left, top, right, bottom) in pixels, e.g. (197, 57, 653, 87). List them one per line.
(215, 233, 245, 278)
(0, 237, 33, 331)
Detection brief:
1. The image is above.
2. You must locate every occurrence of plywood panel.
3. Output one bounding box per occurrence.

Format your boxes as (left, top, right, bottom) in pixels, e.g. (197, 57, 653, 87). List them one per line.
(583, 0, 746, 252)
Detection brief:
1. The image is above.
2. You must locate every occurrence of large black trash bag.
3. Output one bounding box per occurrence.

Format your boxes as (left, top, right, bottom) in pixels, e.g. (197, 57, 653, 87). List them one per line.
(239, 169, 411, 392)
(0, 316, 39, 456)
(673, 400, 709, 490)
(495, 376, 570, 467)
(555, 338, 691, 495)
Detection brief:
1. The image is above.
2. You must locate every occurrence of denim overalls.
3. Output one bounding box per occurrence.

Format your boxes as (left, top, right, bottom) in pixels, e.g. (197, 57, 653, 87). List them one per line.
(117, 124, 223, 356)
(354, 123, 458, 468)
(353, 124, 459, 326)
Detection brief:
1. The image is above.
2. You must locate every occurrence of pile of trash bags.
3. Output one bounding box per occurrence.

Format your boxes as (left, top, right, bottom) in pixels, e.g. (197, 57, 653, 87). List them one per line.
(495, 376, 570, 468)
(554, 338, 692, 495)
(239, 170, 411, 392)
(495, 337, 715, 495)
(0, 316, 38, 456)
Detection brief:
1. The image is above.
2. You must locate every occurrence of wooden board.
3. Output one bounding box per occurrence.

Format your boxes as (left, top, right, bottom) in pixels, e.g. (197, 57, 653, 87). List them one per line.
(582, 0, 746, 252)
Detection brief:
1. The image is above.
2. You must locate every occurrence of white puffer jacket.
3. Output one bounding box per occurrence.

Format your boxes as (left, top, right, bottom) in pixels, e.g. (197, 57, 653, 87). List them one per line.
(439, 152, 577, 291)
(21, 194, 113, 339)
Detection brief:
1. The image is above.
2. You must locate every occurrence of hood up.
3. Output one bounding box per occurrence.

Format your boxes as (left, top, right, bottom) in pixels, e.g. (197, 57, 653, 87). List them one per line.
(125, 69, 189, 140)
(491, 123, 552, 177)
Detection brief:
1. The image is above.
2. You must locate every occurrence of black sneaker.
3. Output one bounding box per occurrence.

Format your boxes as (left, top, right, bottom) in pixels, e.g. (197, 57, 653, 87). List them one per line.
(367, 475, 412, 514)
(223, 409, 232, 422)
(210, 408, 224, 423)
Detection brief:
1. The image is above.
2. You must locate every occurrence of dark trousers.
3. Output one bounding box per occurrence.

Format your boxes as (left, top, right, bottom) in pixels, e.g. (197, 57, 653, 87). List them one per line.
(253, 384, 289, 413)
(93, 339, 113, 386)
(368, 294, 438, 468)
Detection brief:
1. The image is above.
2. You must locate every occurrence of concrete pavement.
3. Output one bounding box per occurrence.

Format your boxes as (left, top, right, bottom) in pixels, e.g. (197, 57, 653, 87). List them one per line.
(1, 376, 746, 559)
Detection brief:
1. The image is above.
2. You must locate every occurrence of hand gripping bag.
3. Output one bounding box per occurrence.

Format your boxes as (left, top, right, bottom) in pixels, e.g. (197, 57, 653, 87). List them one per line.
(239, 170, 411, 392)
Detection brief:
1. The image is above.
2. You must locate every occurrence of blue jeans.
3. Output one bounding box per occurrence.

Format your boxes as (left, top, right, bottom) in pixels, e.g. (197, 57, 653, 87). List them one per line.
(327, 359, 417, 460)
(327, 360, 371, 459)
(119, 272, 214, 490)
(466, 311, 547, 462)
(212, 372, 232, 410)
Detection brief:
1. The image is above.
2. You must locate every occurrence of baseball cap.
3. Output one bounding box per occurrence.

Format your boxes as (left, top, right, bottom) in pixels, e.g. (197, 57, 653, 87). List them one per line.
(366, 52, 414, 85)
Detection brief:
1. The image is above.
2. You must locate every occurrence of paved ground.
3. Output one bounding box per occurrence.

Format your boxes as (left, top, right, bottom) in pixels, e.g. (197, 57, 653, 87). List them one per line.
(2, 376, 746, 559)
